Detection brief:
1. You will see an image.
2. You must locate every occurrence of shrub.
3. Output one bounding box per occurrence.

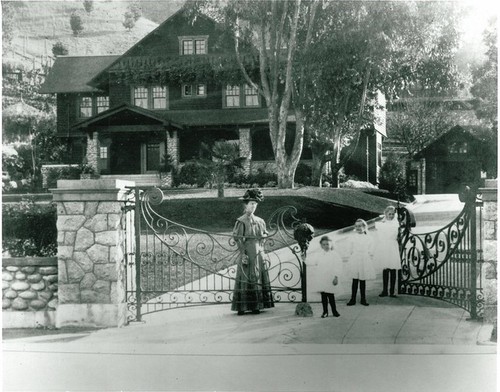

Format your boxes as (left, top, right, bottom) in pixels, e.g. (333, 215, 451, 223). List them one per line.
(294, 163, 312, 186)
(175, 162, 212, 187)
(246, 168, 277, 187)
(2, 199, 57, 257)
(70, 12, 84, 36)
(123, 11, 135, 31)
(46, 166, 81, 189)
(83, 0, 93, 13)
(128, 1, 142, 21)
(379, 155, 407, 196)
(52, 41, 69, 56)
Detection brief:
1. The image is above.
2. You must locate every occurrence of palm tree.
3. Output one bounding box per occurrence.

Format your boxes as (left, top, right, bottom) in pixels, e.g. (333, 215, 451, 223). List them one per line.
(202, 140, 246, 198)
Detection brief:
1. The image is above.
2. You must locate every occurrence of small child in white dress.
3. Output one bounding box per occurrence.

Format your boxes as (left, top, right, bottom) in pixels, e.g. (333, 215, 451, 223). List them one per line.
(307, 235, 342, 318)
(345, 219, 375, 306)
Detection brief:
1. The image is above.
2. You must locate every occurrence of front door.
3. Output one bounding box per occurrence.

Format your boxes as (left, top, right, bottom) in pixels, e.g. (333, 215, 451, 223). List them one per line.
(141, 142, 165, 173)
(110, 138, 141, 174)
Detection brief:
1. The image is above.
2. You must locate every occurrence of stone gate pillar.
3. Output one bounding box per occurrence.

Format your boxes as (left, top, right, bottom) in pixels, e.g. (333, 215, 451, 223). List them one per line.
(52, 179, 134, 328)
(480, 179, 497, 338)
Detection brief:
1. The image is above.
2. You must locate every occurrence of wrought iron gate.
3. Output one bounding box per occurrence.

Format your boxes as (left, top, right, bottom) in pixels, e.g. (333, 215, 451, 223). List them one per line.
(123, 187, 306, 323)
(398, 186, 484, 319)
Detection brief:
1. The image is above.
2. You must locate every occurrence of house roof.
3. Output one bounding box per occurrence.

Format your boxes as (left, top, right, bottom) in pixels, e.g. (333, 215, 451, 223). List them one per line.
(89, 8, 216, 88)
(413, 125, 484, 159)
(39, 55, 120, 94)
(73, 104, 290, 130)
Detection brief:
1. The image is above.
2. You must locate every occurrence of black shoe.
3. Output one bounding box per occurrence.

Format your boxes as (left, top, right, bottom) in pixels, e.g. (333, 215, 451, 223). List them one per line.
(251, 309, 261, 314)
(347, 299, 356, 306)
(321, 313, 328, 318)
(360, 300, 369, 306)
(379, 292, 388, 297)
(332, 311, 340, 317)
(390, 294, 398, 298)
(237, 311, 245, 315)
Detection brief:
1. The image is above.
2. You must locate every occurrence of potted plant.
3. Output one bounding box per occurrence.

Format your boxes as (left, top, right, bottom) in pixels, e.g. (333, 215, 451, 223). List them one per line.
(79, 159, 99, 179)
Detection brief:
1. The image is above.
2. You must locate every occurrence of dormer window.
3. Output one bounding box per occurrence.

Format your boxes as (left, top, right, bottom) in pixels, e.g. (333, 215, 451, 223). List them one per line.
(179, 36, 208, 55)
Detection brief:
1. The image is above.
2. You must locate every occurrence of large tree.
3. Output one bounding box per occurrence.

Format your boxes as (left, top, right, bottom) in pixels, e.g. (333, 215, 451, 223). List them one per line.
(303, 1, 463, 186)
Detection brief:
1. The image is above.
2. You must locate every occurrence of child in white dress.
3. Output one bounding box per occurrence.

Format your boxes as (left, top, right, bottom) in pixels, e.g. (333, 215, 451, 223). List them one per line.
(345, 219, 375, 306)
(307, 236, 342, 318)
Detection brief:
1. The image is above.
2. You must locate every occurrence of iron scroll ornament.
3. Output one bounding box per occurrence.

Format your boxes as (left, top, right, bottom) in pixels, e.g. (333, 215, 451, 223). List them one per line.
(128, 187, 311, 315)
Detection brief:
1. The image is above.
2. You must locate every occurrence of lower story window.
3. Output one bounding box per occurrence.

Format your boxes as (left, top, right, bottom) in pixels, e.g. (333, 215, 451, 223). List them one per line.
(225, 85, 240, 107)
(100, 146, 108, 159)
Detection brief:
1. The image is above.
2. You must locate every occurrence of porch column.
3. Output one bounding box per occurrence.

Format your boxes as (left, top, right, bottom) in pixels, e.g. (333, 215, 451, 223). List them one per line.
(480, 179, 497, 337)
(52, 179, 134, 328)
(86, 132, 100, 174)
(166, 129, 179, 167)
(239, 128, 252, 175)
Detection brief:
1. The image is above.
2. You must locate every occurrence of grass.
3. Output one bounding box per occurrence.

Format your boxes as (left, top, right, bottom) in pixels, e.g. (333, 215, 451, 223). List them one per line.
(143, 195, 379, 232)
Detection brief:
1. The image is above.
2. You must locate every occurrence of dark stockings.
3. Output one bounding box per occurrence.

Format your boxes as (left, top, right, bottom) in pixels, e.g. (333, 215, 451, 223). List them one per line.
(380, 269, 397, 297)
(347, 279, 369, 306)
(321, 292, 340, 317)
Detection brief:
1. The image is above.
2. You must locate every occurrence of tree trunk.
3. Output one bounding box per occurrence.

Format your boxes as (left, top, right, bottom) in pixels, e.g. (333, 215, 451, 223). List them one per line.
(311, 154, 324, 186)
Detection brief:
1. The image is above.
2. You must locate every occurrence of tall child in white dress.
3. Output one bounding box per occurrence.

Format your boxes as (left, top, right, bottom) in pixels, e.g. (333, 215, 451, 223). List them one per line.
(345, 219, 375, 306)
(307, 236, 341, 318)
(375, 206, 401, 298)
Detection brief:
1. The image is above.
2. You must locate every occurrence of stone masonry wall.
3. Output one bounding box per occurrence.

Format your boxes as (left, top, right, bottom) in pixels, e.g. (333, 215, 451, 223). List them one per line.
(480, 179, 497, 339)
(2, 258, 58, 327)
(57, 201, 123, 307)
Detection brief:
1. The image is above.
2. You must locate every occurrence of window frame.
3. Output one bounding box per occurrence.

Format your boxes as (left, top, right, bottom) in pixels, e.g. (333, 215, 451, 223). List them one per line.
(131, 86, 169, 110)
(178, 35, 209, 55)
(78, 96, 93, 118)
(181, 83, 207, 99)
(96, 96, 109, 114)
(223, 84, 261, 109)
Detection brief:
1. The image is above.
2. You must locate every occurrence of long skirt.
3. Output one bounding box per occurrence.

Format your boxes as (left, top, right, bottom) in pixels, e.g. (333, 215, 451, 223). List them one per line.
(231, 251, 274, 312)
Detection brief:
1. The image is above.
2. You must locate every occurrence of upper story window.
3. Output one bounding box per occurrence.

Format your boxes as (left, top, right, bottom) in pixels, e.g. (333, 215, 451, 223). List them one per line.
(224, 84, 260, 108)
(182, 83, 207, 98)
(79, 97, 93, 117)
(78, 96, 109, 118)
(132, 86, 168, 109)
(152, 87, 167, 109)
(244, 84, 259, 107)
(449, 142, 468, 154)
(225, 85, 240, 107)
(134, 87, 149, 108)
(179, 36, 208, 55)
(96, 96, 109, 114)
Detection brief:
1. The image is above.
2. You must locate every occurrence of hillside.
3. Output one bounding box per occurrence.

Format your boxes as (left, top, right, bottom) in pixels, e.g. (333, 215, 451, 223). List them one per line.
(3, 0, 183, 69)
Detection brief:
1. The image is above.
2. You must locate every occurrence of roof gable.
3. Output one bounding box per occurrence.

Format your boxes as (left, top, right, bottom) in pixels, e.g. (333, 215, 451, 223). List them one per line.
(414, 125, 484, 158)
(90, 9, 222, 88)
(39, 55, 120, 94)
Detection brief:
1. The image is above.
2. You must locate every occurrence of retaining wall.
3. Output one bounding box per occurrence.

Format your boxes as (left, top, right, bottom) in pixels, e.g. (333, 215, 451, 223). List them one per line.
(2, 257, 58, 328)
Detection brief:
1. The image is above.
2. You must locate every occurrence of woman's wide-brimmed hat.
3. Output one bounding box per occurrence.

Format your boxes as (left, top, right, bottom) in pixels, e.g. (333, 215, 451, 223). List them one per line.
(239, 188, 264, 202)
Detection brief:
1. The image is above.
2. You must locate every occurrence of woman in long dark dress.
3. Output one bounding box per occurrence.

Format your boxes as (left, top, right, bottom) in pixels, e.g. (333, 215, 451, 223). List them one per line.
(231, 189, 274, 315)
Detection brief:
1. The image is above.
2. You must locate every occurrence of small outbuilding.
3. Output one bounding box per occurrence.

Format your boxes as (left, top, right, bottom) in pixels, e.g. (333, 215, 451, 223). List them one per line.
(407, 125, 489, 194)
